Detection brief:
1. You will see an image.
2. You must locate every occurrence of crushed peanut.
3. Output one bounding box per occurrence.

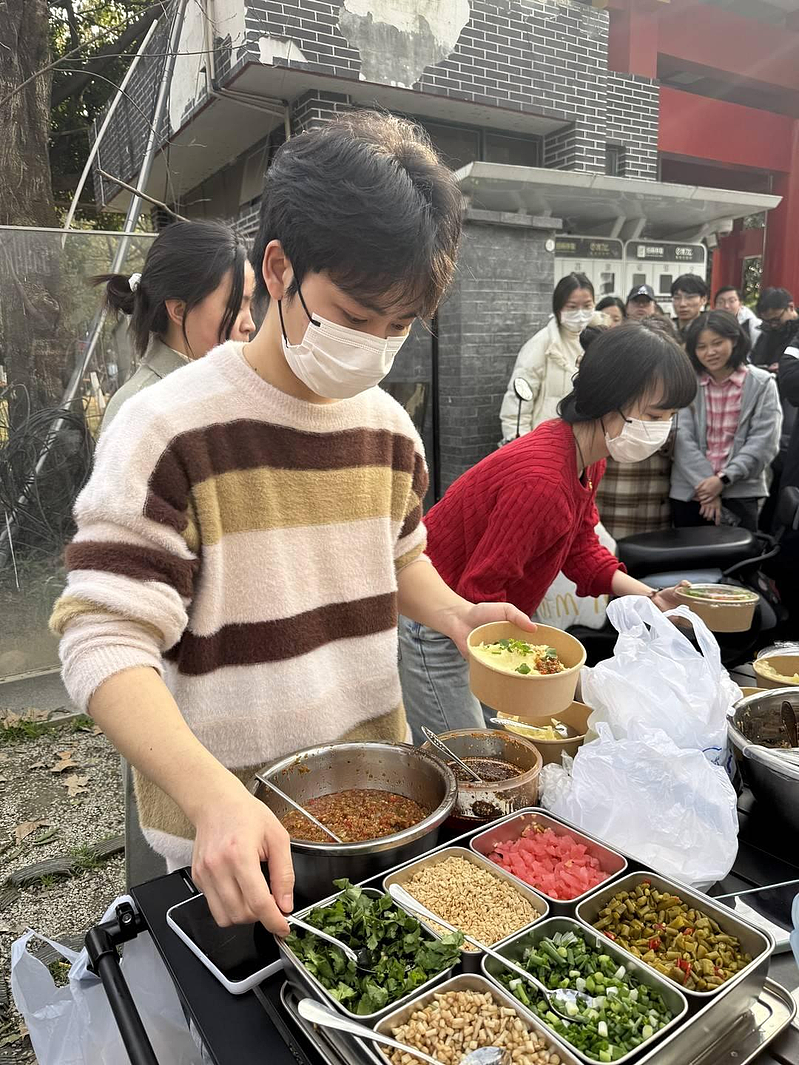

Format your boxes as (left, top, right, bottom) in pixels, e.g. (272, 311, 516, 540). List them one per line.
(402, 855, 540, 951)
(384, 988, 562, 1065)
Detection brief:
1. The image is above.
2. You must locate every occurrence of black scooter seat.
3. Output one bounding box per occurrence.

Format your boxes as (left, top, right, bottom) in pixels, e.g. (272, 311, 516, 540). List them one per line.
(617, 526, 757, 578)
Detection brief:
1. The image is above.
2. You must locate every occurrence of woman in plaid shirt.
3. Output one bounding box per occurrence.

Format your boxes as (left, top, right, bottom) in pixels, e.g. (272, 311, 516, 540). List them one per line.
(670, 310, 782, 531)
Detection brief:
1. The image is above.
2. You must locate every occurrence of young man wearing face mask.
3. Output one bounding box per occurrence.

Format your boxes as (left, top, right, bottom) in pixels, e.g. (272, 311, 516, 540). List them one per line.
(400, 320, 697, 743)
(499, 273, 607, 442)
(49, 113, 534, 934)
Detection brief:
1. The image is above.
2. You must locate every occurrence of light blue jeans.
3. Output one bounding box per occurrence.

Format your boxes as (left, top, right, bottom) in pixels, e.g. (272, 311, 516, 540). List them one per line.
(398, 615, 489, 745)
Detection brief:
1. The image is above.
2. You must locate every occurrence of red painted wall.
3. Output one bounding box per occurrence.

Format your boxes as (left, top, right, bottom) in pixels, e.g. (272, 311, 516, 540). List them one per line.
(659, 87, 793, 173)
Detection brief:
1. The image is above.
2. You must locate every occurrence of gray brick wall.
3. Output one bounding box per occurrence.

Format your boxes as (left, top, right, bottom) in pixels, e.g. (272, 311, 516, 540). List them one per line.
(436, 218, 555, 490)
(605, 72, 659, 181)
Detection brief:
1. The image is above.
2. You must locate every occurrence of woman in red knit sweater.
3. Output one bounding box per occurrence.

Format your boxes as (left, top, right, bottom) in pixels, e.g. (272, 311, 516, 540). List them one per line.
(401, 319, 698, 743)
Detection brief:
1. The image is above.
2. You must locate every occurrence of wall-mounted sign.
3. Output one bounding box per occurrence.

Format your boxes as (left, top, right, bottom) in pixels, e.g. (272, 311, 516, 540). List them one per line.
(555, 236, 623, 260)
(629, 242, 706, 264)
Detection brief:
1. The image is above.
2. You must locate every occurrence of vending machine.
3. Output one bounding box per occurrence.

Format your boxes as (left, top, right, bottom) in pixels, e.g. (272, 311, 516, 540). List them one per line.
(554, 236, 624, 299)
(623, 240, 707, 315)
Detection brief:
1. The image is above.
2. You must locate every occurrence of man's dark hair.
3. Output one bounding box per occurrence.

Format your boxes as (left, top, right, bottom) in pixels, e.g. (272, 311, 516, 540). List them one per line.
(94, 220, 248, 357)
(559, 318, 696, 423)
(579, 323, 608, 350)
(714, 286, 741, 302)
(670, 274, 709, 299)
(250, 111, 462, 318)
(596, 296, 626, 318)
(756, 286, 794, 316)
(684, 310, 750, 373)
(553, 272, 594, 321)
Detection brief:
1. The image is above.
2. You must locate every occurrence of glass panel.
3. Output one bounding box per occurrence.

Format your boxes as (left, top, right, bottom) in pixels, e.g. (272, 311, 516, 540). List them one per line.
(484, 132, 541, 167)
(0, 226, 156, 678)
(422, 121, 481, 171)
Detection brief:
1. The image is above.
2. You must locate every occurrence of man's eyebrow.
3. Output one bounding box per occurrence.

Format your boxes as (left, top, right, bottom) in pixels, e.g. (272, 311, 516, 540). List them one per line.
(343, 294, 420, 318)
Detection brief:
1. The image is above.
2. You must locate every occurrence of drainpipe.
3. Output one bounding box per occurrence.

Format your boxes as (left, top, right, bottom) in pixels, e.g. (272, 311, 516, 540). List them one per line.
(0, 0, 190, 570)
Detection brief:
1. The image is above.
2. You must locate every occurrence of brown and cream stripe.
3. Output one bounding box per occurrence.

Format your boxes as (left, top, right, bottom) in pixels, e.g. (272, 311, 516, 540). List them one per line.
(51, 341, 428, 864)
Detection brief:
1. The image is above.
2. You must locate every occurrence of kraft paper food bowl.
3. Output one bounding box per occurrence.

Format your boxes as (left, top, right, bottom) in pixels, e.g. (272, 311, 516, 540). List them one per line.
(753, 654, 799, 689)
(495, 700, 590, 765)
(467, 622, 586, 717)
(674, 583, 758, 633)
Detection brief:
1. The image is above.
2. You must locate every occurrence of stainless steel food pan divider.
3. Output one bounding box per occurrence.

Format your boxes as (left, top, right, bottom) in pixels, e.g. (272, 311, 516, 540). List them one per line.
(383, 846, 550, 973)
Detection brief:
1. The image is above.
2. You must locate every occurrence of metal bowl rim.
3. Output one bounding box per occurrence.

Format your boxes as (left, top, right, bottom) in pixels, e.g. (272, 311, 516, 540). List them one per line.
(256, 741, 458, 855)
(729, 687, 799, 747)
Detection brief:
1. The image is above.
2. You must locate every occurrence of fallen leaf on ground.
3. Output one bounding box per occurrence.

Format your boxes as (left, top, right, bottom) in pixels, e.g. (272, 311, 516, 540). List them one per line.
(29, 760, 47, 769)
(51, 750, 78, 774)
(1, 711, 21, 728)
(13, 820, 48, 843)
(64, 774, 89, 797)
(31, 826, 59, 846)
(21, 707, 50, 722)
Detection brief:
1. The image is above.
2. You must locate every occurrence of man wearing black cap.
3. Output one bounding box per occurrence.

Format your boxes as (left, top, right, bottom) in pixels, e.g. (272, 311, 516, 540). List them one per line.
(626, 284, 656, 320)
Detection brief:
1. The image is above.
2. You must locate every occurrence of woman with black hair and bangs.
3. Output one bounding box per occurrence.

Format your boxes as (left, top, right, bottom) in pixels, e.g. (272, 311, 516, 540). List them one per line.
(97, 220, 256, 429)
(670, 310, 782, 531)
(400, 319, 699, 743)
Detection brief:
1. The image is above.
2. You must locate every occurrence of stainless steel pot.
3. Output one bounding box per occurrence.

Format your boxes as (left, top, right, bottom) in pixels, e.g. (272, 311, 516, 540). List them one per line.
(254, 742, 457, 904)
(729, 688, 799, 832)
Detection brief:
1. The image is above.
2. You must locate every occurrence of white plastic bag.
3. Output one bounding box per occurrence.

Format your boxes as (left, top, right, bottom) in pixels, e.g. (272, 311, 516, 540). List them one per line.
(11, 895, 202, 1065)
(534, 523, 615, 632)
(541, 721, 739, 885)
(581, 596, 741, 765)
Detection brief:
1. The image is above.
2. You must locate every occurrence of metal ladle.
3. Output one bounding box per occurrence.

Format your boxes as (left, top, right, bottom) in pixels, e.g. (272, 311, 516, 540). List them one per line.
(421, 726, 485, 783)
(388, 884, 596, 1024)
(298, 998, 510, 1065)
(256, 775, 343, 844)
(286, 915, 403, 974)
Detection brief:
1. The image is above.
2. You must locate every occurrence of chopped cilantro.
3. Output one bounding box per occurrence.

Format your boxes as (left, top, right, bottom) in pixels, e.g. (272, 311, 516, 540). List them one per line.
(515, 663, 532, 675)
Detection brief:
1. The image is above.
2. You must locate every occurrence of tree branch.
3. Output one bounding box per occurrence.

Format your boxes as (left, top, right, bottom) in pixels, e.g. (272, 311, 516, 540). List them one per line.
(60, 0, 81, 53)
(51, 7, 158, 108)
(96, 167, 190, 221)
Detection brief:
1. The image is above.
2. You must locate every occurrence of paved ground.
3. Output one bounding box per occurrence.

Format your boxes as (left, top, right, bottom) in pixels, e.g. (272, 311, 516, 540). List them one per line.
(0, 677, 125, 1065)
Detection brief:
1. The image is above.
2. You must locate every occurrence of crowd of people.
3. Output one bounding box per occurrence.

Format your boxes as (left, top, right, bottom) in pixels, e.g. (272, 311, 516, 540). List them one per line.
(48, 110, 799, 935)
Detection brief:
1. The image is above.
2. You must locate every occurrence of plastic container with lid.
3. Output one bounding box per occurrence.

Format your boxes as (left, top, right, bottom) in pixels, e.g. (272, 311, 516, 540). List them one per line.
(420, 728, 542, 828)
(674, 583, 758, 632)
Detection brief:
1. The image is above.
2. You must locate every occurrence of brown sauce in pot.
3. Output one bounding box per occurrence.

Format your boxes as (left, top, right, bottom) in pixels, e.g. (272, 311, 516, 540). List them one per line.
(281, 787, 429, 843)
(448, 757, 522, 783)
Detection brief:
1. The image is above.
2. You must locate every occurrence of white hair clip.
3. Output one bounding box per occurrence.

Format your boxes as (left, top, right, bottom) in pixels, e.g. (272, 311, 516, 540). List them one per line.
(128, 272, 142, 292)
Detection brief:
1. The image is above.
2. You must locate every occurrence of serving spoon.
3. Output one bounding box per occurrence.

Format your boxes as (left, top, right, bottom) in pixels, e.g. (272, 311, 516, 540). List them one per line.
(388, 884, 596, 1023)
(256, 774, 343, 843)
(421, 726, 485, 783)
(286, 916, 411, 976)
(298, 998, 510, 1065)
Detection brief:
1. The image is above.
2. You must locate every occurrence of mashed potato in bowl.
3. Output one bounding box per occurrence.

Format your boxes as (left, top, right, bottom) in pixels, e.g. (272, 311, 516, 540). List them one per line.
(473, 638, 565, 676)
(756, 659, 799, 685)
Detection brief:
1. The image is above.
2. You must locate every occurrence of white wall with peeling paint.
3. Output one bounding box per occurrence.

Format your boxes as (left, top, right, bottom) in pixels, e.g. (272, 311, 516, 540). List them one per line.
(168, 0, 247, 134)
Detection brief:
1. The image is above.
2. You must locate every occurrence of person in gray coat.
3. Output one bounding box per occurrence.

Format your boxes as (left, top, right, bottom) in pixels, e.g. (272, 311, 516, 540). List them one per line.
(670, 310, 782, 532)
(96, 220, 256, 430)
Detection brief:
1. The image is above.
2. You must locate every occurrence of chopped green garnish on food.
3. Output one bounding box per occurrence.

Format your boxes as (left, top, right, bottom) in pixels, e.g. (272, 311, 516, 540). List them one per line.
(285, 880, 463, 1016)
(496, 930, 676, 1061)
(515, 663, 532, 675)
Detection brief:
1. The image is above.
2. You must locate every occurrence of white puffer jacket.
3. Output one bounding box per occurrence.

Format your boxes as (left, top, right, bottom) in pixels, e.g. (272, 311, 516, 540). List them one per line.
(499, 312, 607, 442)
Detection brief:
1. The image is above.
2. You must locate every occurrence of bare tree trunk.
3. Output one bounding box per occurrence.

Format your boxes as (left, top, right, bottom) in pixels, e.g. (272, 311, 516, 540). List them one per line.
(0, 0, 63, 420)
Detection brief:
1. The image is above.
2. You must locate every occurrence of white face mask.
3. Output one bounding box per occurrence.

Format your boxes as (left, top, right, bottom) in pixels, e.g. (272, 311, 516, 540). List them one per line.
(605, 415, 673, 464)
(279, 289, 409, 399)
(561, 308, 594, 333)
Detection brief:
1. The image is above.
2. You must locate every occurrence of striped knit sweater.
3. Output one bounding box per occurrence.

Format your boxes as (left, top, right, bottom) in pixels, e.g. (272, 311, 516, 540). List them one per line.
(50, 341, 428, 864)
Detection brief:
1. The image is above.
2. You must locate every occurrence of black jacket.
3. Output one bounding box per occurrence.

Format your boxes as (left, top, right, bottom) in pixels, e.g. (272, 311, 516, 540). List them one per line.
(779, 338, 799, 492)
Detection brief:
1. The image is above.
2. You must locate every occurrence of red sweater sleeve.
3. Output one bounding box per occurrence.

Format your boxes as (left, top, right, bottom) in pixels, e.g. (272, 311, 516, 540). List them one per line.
(561, 495, 624, 598)
(457, 482, 571, 605)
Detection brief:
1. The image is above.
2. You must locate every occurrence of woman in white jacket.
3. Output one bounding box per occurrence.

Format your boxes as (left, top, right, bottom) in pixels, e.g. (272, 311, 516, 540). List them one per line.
(499, 272, 606, 442)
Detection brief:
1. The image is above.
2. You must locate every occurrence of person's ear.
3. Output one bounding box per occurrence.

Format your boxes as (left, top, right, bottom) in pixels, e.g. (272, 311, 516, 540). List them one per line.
(789, 303, 796, 315)
(263, 239, 293, 301)
(164, 298, 186, 328)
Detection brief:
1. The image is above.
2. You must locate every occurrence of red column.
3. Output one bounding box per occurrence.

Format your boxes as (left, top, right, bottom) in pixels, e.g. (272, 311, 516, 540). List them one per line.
(763, 120, 799, 298)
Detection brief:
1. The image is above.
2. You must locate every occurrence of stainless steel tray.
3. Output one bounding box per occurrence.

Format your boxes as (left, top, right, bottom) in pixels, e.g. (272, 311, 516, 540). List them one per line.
(480, 915, 689, 1065)
(383, 845, 549, 970)
(279, 981, 375, 1065)
(369, 972, 583, 1065)
(574, 870, 773, 1002)
(276, 886, 457, 1024)
(470, 809, 628, 914)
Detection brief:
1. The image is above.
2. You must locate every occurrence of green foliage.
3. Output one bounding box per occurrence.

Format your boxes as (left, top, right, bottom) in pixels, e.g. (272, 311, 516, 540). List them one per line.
(49, 0, 151, 227)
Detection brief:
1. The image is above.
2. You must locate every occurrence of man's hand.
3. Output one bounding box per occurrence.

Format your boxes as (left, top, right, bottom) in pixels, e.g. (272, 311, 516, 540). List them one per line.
(651, 581, 691, 612)
(191, 781, 295, 935)
(694, 475, 723, 505)
(440, 601, 536, 658)
(699, 496, 722, 525)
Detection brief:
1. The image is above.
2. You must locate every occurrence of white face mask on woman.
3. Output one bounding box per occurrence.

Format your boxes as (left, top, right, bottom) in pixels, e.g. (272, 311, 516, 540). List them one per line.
(560, 308, 594, 333)
(279, 288, 409, 400)
(605, 415, 673, 463)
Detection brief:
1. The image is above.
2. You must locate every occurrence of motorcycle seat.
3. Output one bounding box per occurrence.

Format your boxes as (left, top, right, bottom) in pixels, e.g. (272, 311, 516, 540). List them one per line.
(617, 526, 758, 578)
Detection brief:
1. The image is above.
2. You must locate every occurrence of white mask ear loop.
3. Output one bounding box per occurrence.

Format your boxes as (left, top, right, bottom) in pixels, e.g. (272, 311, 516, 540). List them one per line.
(277, 283, 319, 344)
